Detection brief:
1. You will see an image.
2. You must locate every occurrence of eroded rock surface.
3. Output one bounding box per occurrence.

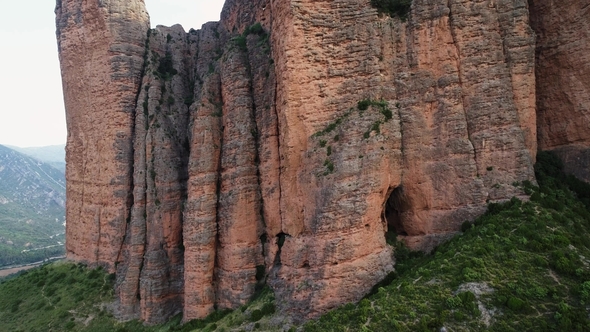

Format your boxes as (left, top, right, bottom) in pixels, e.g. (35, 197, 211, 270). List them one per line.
(56, 0, 149, 267)
(529, 0, 590, 181)
(57, 0, 587, 324)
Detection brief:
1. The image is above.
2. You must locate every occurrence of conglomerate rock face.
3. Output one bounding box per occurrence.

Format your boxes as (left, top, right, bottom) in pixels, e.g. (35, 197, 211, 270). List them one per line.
(56, 0, 587, 324)
(56, 0, 149, 268)
(529, 0, 590, 182)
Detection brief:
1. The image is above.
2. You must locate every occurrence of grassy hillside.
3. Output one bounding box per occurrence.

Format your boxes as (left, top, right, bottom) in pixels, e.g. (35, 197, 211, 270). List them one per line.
(0, 263, 284, 332)
(1, 152, 589, 331)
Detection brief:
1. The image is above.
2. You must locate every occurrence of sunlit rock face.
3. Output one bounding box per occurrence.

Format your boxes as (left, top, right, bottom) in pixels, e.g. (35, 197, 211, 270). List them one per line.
(57, 0, 588, 324)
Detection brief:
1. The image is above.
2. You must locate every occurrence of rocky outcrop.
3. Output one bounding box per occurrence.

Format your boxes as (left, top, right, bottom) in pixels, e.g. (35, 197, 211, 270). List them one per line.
(56, 0, 149, 267)
(56, 0, 588, 325)
(529, 0, 590, 182)
(115, 24, 194, 322)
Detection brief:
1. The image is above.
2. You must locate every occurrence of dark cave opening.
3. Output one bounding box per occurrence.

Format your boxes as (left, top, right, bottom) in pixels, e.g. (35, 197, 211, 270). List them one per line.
(273, 232, 290, 267)
(384, 187, 407, 236)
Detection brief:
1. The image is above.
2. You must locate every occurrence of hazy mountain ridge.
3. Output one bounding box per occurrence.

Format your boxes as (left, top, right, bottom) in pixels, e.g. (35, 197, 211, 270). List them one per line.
(0, 144, 65, 267)
(6, 144, 66, 173)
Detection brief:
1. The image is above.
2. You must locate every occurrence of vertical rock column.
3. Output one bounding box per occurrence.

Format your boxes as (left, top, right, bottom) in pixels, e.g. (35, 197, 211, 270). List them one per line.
(215, 37, 266, 310)
(56, 0, 149, 269)
(391, 0, 487, 250)
(116, 25, 194, 324)
(529, 0, 590, 182)
(497, 0, 537, 158)
(183, 22, 224, 321)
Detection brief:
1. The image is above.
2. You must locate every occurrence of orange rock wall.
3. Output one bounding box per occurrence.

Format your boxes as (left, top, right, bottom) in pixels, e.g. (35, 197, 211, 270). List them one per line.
(57, 0, 587, 325)
(529, 0, 590, 181)
(56, 0, 149, 267)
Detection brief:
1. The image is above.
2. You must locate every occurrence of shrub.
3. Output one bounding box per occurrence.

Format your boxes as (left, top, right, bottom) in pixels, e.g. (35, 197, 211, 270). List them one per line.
(507, 296, 525, 311)
(445, 296, 462, 309)
(261, 302, 275, 315)
(156, 53, 178, 80)
(234, 35, 247, 51)
(250, 309, 263, 322)
(370, 0, 412, 19)
(358, 99, 371, 111)
(581, 281, 590, 303)
(248, 22, 264, 35)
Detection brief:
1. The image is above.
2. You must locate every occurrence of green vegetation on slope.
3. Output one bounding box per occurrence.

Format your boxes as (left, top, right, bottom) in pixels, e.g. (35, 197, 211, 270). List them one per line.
(0, 263, 115, 332)
(1, 151, 589, 332)
(0, 263, 282, 332)
(304, 151, 590, 331)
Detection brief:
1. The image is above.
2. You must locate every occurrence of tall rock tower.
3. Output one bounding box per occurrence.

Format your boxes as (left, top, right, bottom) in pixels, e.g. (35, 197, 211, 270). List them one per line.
(56, 0, 149, 267)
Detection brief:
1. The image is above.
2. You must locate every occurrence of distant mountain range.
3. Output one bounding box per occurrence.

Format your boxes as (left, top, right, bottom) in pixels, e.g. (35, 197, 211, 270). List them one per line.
(0, 144, 66, 267)
(6, 144, 65, 173)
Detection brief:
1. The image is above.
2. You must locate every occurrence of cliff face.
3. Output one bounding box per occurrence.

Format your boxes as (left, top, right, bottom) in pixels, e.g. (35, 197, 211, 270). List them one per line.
(56, 0, 149, 267)
(56, 0, 588, 324)
(529, 0, 590, 182)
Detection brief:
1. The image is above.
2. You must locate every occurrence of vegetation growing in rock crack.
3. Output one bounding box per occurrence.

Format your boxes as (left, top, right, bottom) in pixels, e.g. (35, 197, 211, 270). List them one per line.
(155, 52, 178, 80)
(314, 99, 395, 176)
(370, 0, 413, 20)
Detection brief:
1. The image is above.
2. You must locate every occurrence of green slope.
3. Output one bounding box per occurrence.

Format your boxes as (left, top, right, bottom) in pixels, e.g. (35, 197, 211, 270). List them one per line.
(0, 263, 280, 332)
(0, 144, 66, 267)
(1, 151, 589, 331)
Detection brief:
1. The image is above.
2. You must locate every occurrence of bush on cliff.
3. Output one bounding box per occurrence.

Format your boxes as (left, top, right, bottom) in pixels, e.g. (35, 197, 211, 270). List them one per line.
(371, 0, 412, 20)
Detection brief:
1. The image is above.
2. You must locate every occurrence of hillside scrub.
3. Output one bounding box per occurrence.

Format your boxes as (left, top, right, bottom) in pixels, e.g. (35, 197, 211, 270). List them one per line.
(0, 264, 282, 331)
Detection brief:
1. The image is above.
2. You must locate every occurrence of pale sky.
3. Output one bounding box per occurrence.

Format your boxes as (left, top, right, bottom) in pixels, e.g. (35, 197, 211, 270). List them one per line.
(0, 0, 225, 148)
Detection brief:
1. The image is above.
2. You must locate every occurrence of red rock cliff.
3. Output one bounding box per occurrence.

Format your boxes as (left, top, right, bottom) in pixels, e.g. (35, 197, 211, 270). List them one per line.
(56, 0, 588, 324)
(529, 0, 590, 182)
(56, 0, 149, 268)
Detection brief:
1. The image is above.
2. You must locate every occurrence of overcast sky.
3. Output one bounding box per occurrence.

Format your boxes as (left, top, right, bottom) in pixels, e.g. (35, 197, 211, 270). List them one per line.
(0, 0, 225, 148)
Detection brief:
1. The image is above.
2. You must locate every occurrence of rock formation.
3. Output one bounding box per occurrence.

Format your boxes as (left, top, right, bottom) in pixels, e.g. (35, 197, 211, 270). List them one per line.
(56, 0, 588, 325)
(56, 0, 149, 267)
(529, 0, 590, 182)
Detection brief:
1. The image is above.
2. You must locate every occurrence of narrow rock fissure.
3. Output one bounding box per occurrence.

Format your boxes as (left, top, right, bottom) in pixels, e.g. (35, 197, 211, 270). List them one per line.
(273, 78, 283, 235)
(212, 78, 225, 308)
(116, 29, 152, 267)
(244, 33, 271, 284)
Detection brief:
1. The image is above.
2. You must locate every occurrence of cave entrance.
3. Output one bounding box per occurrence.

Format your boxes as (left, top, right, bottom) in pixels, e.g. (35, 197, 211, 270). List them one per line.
(384, 187, 407, 237)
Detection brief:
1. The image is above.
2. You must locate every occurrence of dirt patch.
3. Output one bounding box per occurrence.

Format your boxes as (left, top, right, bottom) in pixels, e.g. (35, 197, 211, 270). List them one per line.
(0, 264, 40, 277)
